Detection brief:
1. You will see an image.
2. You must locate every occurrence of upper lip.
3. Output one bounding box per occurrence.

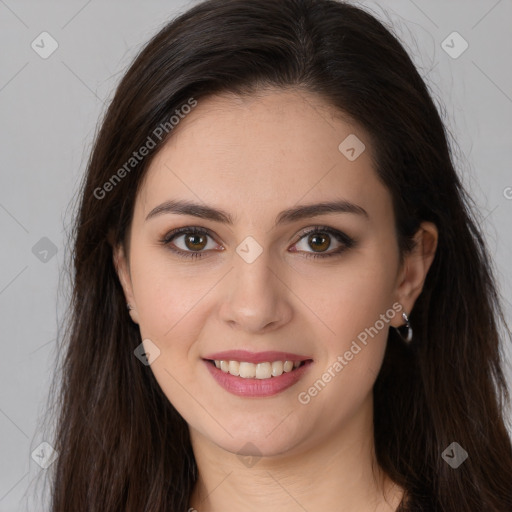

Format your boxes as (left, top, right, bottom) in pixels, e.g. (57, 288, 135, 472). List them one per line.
(203, 350, 313, 364)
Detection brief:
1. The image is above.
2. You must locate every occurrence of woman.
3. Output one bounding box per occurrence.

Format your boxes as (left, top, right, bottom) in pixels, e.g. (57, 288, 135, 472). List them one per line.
(44, 0, 512, 510)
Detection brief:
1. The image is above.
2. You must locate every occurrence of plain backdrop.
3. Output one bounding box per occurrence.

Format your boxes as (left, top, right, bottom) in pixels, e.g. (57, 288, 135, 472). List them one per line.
(1, 1, 511, 510)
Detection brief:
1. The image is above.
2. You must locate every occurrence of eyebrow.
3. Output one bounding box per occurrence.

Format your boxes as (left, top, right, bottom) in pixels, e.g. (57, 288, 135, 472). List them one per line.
(145, 198, 369, 226)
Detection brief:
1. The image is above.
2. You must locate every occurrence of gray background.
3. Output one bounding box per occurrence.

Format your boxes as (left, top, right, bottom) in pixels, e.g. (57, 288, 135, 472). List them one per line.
(1, 1, 511, 510)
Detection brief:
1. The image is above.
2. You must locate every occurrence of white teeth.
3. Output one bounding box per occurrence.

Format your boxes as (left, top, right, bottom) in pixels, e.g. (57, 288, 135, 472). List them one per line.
(239, 362, 256, 378)
(255, 362, 271, 379)
(212, 359, 305, 379)
(271, 361, 283, 376)
(228, 360, 240, 376)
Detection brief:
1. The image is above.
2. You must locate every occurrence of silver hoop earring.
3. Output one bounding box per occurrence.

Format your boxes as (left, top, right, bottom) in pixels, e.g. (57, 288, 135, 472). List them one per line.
(395, 311, 413, 343)
(127, 303, 132, 311)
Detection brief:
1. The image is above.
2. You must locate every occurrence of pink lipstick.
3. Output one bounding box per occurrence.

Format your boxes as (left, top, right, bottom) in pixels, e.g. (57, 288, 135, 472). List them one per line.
(202, 350, 313, 397)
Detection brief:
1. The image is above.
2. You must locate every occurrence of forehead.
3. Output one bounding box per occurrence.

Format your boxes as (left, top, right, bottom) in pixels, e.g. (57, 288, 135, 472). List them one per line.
(136, 89, 391, 224)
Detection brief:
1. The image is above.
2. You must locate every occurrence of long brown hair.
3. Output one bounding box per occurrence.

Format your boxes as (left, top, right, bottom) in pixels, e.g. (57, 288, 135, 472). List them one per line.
(40, 0, 512, 510)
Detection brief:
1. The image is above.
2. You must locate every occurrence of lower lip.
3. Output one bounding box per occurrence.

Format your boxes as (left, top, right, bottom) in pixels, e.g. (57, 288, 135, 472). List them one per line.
(203, 359, 313, 397)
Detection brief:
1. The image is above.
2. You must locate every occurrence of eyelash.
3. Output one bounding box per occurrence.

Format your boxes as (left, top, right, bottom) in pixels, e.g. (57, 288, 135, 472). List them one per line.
(159, 225, 355, 260)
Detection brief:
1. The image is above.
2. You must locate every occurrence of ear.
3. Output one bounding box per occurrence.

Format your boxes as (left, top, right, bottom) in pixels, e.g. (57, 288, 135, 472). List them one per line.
(390, 221, 438, 327)
(112, 243, 140, 325)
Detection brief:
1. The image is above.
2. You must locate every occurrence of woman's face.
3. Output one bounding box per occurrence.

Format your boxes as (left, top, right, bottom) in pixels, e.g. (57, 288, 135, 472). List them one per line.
(115, 89, 422, 458)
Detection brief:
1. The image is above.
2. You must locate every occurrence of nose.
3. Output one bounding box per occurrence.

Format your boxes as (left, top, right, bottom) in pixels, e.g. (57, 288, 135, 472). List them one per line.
(218, 249, 293, 333)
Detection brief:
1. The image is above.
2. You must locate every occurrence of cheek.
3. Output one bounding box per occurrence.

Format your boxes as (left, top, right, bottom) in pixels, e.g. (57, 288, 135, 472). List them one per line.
(128, 256, 211, 421)
(297, 245, 398, 401)
(129, 249, 208, 358)
(309, 250, 397, 349)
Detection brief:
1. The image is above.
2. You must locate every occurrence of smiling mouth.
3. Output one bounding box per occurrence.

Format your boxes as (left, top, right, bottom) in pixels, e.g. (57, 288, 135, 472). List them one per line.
(205, 359, 313, 379)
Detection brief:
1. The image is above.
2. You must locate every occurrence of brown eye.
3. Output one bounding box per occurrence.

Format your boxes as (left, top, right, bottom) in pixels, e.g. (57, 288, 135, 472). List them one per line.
(161, 227, 218, 260)
(292, 226, 355, 259)
(183, 232, 208, 251)
(307, 232, 331, 253)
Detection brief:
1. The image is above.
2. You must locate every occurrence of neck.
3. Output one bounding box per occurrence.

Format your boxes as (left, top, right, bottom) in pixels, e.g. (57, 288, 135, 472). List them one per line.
(188, 393, 404, 512)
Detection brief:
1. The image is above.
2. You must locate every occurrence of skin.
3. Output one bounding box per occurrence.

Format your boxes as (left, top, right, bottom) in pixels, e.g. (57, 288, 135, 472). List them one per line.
(114, 88, 438, 512)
